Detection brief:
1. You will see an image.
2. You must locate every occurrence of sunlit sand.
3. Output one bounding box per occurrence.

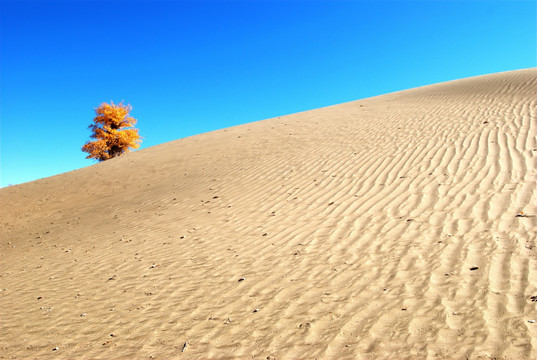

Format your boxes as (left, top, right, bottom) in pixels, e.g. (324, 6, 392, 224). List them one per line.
(1, 68, 536, 359)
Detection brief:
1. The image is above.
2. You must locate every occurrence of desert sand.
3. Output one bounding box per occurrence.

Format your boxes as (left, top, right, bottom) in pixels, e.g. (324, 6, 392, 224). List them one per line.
(1, 68, 536, 359)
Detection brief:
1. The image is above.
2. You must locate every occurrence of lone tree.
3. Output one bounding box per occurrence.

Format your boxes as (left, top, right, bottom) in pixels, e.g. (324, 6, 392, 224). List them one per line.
(82, 101, 142, 161)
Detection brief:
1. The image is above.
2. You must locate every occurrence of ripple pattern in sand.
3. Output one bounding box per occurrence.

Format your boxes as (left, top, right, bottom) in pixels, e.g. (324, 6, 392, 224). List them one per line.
(1, 69, 536, 359)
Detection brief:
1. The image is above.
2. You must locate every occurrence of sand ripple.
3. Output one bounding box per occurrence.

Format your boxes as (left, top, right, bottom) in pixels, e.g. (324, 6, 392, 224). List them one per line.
(1, 68, 536, 359)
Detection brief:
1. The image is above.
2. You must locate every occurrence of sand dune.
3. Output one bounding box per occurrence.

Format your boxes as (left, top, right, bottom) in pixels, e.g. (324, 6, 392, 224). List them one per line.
(1, 68, 536, 359)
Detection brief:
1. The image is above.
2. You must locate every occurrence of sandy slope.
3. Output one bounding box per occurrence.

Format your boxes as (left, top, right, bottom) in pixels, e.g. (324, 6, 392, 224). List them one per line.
(1, 68, 536, 360)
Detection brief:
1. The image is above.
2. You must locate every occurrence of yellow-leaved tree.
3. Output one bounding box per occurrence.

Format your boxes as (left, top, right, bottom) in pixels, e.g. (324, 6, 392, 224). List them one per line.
(82, 102, 142, 161)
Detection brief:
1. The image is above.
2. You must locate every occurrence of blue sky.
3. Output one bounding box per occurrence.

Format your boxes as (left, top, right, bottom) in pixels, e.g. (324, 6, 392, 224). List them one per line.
(1, 0, 536, 187)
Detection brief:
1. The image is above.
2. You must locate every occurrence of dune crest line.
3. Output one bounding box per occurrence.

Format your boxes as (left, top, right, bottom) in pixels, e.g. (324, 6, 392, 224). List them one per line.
(1, 68, 536, 359)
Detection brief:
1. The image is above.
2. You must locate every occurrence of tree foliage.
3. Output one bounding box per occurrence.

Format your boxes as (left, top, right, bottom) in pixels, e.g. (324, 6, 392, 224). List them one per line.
(82, 102, 142, 161)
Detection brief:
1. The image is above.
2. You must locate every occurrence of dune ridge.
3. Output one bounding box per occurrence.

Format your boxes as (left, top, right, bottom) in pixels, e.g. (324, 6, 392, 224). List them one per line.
(1, 68, 536, 359)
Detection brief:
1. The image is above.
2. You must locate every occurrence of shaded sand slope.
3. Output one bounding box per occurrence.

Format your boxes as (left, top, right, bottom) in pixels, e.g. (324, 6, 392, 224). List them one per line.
(1, 68, 536, 359)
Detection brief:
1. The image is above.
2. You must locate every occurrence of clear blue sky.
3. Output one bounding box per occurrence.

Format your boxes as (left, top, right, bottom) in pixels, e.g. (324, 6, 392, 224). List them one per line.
(1, 0, 535, 187)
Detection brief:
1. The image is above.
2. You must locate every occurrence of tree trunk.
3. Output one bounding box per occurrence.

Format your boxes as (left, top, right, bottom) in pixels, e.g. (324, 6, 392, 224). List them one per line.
(109, 145, 122, 159)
